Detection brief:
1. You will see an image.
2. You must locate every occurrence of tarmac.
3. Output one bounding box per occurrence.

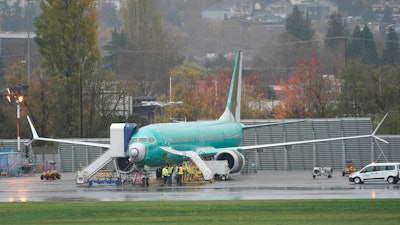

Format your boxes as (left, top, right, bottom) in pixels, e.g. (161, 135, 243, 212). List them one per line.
(1, 170, 400, 202)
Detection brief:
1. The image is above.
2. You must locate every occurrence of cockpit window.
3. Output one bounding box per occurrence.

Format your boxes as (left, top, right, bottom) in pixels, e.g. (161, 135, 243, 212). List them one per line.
(130, 137, 155, 143)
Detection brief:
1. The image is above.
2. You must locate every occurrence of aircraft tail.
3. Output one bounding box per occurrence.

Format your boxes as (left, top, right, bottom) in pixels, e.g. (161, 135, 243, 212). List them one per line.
(218, 50, 242, 122)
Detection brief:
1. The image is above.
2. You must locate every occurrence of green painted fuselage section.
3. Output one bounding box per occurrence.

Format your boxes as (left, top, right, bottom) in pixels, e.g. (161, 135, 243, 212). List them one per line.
(129, 121, 243, 167)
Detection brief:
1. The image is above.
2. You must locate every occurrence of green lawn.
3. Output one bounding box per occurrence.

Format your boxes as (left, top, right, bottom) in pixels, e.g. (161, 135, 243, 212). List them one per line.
(1, 199, 399, 225)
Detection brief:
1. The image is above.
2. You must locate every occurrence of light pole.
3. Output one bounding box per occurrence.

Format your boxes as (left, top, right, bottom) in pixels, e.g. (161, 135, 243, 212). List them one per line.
(16, 96, 23, 152)
(6, 88, 24, 152)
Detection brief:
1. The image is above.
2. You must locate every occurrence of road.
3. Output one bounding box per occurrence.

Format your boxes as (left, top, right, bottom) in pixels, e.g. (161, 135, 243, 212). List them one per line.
(1, 170, 400, 202)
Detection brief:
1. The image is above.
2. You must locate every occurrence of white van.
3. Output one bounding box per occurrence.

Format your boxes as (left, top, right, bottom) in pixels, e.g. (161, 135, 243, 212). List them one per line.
(348, 162, 400, 184)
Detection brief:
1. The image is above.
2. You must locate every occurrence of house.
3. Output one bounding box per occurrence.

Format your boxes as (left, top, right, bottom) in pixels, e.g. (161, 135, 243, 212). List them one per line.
(202, 0, 253, 21)
(297, 1, 330, 20)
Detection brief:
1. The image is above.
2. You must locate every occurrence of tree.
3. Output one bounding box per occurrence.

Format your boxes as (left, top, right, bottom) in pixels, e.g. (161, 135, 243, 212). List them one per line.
(360, 25, 378, 65)
(347, 25, 378, 66)
(0, 61, 31, 139)
(381, 27, 399, 66)
(102, 28, 128, 72)
(282, 6, 315, 42)
(163, 61, 268, 121)
(119, 0, 184, 97)
(23, 67, 54, 138)
(162, 62, 206, 121)
(34, 0, 101, 137)
(338, 62, 400, 133)
(97, 1, 121, 29)
(273, 58, 340, 119)
(277, 5, 318, 72)
(323, 12, 349, 73)
(347, 25, 363, 59)
(325, 12, 349, 49)
(83, 68, 124, 137)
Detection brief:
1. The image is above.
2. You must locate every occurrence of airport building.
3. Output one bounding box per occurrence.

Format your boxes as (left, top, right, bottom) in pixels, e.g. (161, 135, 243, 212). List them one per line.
(2, 117, 400, 175)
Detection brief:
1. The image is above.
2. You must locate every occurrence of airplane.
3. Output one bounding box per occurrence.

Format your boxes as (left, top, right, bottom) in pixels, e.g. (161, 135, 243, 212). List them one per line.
(27, 50, 388, 184)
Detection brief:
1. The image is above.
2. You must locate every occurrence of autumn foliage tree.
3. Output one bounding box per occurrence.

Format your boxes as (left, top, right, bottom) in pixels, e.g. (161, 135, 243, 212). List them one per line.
(273, 58, 341, 119)
(164, 63, 267, 121)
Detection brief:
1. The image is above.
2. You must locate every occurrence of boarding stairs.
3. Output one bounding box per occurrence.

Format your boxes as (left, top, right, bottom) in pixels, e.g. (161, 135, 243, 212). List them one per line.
(76, 149, 113, 184)
(181, 151, 214, 180)
(161, 147, 214, 180)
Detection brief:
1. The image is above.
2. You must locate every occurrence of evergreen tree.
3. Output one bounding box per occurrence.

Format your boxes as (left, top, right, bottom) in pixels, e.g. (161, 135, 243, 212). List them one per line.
(103, 28, 128, 72)
(282, 5, 315, 41)
(347, 25, 378, 65)
(277, 5, 318, 73)
(347, 25, 362, 59)
(323, 12, 349, 73)
(34, 0, 100, 137)
(325, 12, 349, 49)
(381, 27, 399, 66)
(360, 25, 378, 65)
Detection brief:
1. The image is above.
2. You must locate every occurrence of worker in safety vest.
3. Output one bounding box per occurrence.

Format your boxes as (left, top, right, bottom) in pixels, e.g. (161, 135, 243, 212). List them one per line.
(162, 165, 169, 184)
(176, 164, 184, 185)
(184, 162, 191, 182)
(196, 167, 203, 180)
(167, 164, 174, 185)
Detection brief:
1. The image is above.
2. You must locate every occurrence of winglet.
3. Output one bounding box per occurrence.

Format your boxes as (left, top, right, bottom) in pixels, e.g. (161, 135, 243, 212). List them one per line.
(26, 116, 111, 148)
(372, 113, 389, 144)
(27, 116, 39, 140)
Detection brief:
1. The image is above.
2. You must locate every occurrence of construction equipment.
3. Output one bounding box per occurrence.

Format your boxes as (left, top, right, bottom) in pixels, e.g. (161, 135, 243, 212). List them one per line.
(342, 160, 356, 176)
(40, 169, 60, 180)
(312, 166, 332, 179)
(40, 161, 60, 180)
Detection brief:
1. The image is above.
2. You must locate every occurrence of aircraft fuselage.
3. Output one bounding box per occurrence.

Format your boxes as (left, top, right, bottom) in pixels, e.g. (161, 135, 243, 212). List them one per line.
(129, 121, 243, 167)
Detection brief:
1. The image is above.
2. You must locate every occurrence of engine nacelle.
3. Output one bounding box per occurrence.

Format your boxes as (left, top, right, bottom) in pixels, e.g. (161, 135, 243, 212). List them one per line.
(214, 149, 245, 173)
(114, 157, 135, 174)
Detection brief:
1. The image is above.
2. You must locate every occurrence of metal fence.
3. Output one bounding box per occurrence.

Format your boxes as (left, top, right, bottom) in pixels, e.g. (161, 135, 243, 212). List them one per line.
(1, 118, 399, 174)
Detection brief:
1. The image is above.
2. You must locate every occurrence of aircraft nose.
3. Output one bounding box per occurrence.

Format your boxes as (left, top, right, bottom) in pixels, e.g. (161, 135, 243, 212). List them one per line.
(128, 143, 145, 162)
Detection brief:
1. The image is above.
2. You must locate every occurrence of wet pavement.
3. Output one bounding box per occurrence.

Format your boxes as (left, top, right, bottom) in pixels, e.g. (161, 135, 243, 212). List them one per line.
(1, 170, 400, 202)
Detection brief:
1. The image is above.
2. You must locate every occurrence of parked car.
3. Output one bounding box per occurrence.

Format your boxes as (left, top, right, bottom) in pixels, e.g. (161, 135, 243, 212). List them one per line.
(348, 162, 400, 184)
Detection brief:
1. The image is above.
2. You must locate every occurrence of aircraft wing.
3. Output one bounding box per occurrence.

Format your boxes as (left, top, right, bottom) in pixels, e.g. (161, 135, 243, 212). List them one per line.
(198, 113, 389, 157)
(27, 116, 110, 148)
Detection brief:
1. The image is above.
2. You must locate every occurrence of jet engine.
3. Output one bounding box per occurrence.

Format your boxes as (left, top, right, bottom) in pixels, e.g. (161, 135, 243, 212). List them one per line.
(214, 149, 245, 173)
(114, 157, 135, 173)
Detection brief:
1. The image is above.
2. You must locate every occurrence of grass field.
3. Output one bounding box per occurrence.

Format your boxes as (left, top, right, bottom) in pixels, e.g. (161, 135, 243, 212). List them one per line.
(1, 199, 400, 225)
